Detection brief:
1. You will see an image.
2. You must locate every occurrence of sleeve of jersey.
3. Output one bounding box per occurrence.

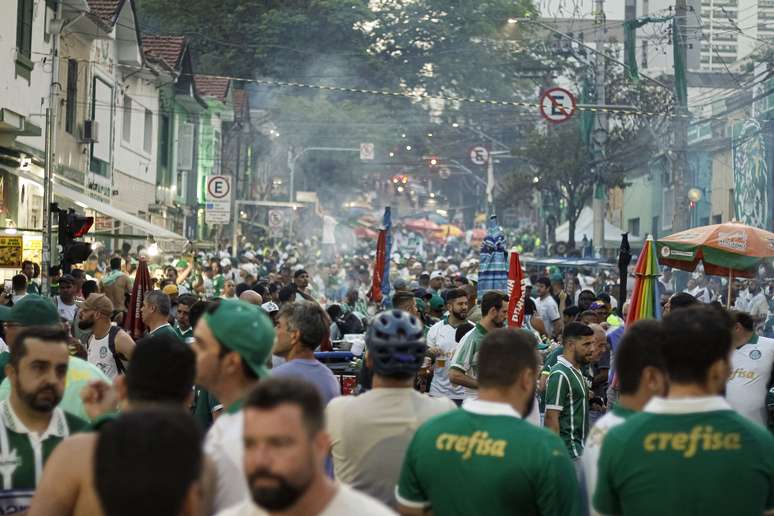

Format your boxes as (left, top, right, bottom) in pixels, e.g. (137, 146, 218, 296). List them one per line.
(449, 335, 471, 373)
(544, 372, 566, 412)
(592, 429, 623, 516)
(535, 436, 583, 516)
(395, 433, 431, 510)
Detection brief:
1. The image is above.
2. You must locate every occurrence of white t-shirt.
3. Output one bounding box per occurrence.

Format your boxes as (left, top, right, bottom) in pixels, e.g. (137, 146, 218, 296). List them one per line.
(87, 330, 119, 380)
(56, 297, 78, 323)
(726, 335, 774, 425)
(426, 319, 468, 400)
(534, 295, 560, 338)
(215, 483, 396, 516)
(206, 409, 249, 513)
(581, 406, 633, 516)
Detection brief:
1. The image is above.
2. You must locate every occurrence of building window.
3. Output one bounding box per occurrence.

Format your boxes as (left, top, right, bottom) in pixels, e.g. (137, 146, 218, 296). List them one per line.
(627, 217, 640, 237)
(65, 59, 78, 135)
(15, 0, 34, 79)
(651, 216, 659, 239)
(143, 108, 152, 153)
(213, 130, 221, 175)
(159, 114, 170, 171)
(122, 96, 132, 143)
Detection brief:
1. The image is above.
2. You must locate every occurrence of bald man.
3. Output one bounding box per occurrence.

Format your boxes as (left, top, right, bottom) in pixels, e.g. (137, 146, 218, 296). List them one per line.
(588, 323, 610, 425)
(238, 290, 263, 306)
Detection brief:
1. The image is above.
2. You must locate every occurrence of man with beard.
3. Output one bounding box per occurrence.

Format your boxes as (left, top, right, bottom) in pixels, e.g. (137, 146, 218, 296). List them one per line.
(448, 291, 508, 397)
(396, 328, 580, 516)
(192, 300, 275, 513)
(78, 294, 135, 380)
(426, 288, 471, 405)
(293, 270, 315, 302)
(217, 377, 393, 516)
(544, 322, 595, 463)
(0, 297, 109, 421)
(0, 326, 87, 513)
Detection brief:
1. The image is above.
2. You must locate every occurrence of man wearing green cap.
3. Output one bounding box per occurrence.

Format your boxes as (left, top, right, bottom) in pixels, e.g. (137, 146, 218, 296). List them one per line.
(191, 299, 275, 513)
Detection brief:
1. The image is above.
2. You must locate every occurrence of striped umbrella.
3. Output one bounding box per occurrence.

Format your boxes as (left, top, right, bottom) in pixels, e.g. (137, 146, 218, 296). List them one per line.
(477, 215, 508, 297)
(625, 235, 662, 325)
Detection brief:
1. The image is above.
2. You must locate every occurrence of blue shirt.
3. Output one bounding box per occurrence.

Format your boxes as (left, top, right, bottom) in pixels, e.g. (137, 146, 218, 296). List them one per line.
(272, 359, 341, 405)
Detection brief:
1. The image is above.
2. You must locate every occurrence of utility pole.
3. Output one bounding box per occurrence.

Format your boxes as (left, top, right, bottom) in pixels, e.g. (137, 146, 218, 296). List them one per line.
(592, 0, 608, 257)
(42, 1, 64, 296)
(672, 0, 690, 232)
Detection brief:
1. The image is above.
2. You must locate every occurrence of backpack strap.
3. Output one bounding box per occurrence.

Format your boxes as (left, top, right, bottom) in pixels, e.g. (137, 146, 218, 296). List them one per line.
(107, 325, 126, 375)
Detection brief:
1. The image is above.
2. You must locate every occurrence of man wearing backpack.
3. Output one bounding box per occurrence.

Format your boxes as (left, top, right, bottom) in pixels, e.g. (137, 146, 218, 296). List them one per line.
(78, 294, 135, 379)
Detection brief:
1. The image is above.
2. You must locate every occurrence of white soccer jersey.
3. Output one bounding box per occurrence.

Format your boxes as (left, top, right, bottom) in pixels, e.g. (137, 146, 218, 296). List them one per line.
(726, 335, 774, 426)
(426, 319, 468, 400)
(581, 405, 634, 516)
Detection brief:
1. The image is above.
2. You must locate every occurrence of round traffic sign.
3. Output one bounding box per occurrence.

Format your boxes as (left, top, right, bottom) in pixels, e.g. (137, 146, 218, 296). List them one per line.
(207, 176, 231, 199)
(540, 87, 576, 124)
(469, 146, 490, 166)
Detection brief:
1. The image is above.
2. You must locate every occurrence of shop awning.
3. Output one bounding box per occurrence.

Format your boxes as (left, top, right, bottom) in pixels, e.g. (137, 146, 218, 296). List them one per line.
(52, 183, 186, 241)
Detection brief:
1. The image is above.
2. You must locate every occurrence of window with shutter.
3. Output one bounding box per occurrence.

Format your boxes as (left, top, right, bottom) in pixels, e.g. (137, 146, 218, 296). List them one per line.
(178, 122, 193, 170)
(65, 59, 78, 135)
(122, 97, 132, 143)
(143, 109, 153, 153)
(15, 0, 34, 79)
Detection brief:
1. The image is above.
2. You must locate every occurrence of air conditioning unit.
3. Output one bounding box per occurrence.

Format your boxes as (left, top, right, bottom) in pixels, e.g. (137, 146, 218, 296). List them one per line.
(80, 120, 98, 144)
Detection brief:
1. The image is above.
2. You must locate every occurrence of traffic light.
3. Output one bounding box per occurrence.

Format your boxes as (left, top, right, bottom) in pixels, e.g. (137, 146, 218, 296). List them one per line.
(56, 207, 93, 273)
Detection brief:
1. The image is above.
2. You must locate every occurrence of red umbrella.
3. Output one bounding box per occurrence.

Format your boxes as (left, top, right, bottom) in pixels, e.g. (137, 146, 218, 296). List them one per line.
(353, 226, 378, 239)
(124, 258, 153, 340)
(506, 250, 526, 327)
(403, 219, 441, 232)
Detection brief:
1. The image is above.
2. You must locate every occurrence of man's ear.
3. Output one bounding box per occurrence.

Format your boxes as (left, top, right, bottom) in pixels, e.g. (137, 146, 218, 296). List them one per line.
(4, 363, 15, 385)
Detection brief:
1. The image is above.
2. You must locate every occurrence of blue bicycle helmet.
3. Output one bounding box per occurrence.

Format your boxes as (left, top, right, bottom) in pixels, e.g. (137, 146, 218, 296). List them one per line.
(366, 309, 426, 376)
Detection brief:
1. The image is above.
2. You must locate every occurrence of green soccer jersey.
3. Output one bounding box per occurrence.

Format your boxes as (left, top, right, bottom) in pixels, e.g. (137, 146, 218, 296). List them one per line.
(175, 325, 193, 341)
(0, 400, 87, 513)
(545, 356, 589, 459)
(396, 399, 582, 516)
(149, 324, 182, 342)
(448, 323, 487, 397)
(594, 396, 774, 516)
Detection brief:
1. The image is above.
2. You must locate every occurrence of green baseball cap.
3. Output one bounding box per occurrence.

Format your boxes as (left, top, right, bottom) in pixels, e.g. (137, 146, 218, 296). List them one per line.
(429, 294, 445, 311)
(0, 296, 60, 326)
(202, 300, 275, 378)
(415, 298, 427, 312)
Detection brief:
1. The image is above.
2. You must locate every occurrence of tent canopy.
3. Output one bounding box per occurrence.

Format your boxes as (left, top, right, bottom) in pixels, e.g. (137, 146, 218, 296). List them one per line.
(555, 206, 641, 246)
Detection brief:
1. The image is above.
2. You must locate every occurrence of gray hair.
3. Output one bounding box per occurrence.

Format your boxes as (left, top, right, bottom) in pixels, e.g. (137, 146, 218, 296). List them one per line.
(145, 290, 171, 317)
(277, 302, 330, 351)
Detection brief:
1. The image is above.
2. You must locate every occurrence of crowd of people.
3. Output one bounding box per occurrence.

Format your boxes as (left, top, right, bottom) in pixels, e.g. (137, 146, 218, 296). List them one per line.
(0, 235, 772, 515)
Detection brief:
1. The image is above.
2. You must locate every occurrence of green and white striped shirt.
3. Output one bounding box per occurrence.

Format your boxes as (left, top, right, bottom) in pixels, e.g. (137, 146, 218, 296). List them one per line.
(545, 356, 589, 459)
(0, 400, 86, 513)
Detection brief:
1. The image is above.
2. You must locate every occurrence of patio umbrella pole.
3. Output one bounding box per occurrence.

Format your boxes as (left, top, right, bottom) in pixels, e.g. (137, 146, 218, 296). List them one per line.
(727, 270, 733, 309)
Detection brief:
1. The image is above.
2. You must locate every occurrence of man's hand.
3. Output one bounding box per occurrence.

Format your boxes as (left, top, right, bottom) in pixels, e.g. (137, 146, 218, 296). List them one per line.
(427, 346, 444, 359)
(80, 380, 118, 421)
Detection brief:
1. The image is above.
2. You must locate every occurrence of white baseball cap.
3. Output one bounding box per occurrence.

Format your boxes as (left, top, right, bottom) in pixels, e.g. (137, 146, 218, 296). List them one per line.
(430, 270, 445, 280)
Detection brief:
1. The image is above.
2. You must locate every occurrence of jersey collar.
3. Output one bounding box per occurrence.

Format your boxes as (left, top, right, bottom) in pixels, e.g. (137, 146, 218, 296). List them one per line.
(0, 400, 68, 439)
(462, 399, 521, 419)
(557, 355, 582, 373)
(149, 323, 172, 335)
(643, 396, 731, 415)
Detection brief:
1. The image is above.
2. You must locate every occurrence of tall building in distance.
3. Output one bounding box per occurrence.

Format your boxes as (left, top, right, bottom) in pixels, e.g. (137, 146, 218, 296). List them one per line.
(537, 0, 773, 73)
